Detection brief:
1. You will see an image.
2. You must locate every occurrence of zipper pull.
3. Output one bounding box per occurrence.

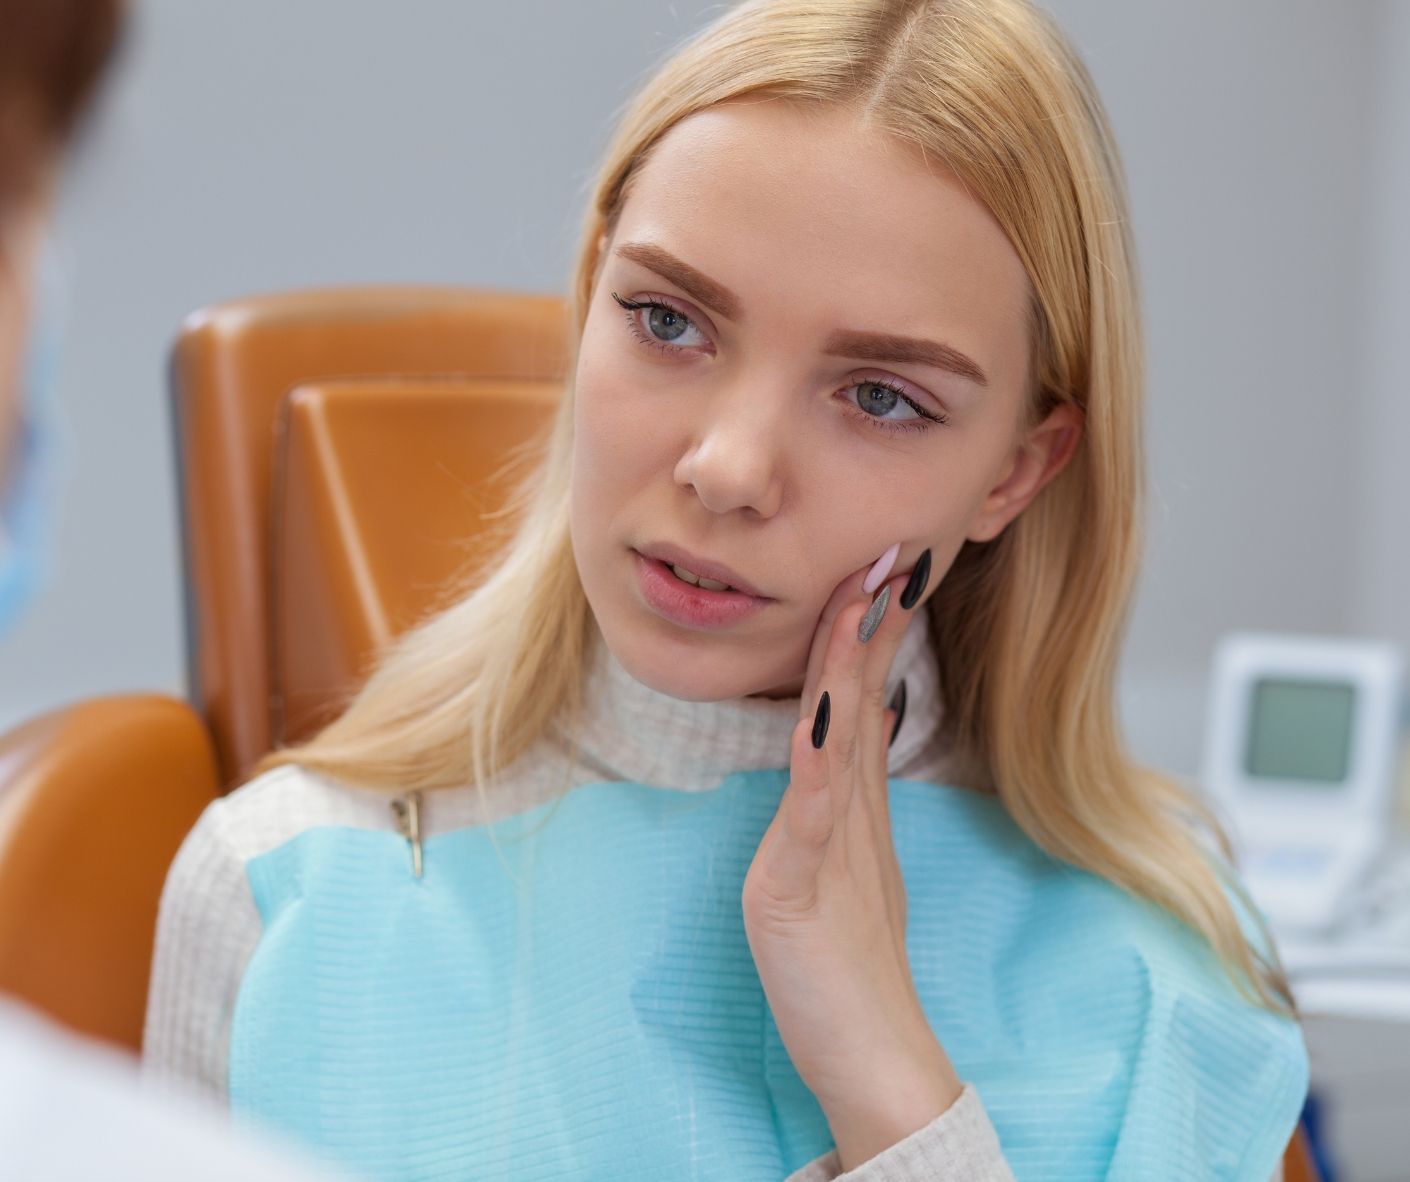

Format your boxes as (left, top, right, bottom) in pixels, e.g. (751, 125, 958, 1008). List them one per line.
(390, 791, 424, 879)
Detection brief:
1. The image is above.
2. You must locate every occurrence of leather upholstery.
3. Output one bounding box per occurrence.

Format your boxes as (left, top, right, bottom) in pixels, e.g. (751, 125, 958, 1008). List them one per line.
(171, 286, 569, 787)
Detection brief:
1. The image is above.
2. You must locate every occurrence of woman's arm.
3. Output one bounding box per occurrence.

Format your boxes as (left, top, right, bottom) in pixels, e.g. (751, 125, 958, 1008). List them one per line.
(140, 798, 262, 1104)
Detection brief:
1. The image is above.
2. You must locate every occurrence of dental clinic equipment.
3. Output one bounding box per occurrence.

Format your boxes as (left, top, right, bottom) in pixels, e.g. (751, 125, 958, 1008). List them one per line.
(1200, 632, 1408, 945)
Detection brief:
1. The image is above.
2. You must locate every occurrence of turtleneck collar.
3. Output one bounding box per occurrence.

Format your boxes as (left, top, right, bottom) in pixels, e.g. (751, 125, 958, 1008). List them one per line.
(566, 606, 950, 792)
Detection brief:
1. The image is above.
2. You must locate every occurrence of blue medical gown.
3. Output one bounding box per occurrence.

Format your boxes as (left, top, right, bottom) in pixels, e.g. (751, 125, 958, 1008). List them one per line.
(228, 770, 1309, 1181)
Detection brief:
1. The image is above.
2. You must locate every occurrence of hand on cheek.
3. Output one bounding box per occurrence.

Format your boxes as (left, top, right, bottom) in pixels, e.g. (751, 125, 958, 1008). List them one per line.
(742, 544, 961, 1142)
(795, 543, 931, 729)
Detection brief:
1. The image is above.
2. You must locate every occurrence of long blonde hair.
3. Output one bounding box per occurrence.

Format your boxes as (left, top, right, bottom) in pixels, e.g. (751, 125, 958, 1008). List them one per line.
(255, 0, 1298, 1022)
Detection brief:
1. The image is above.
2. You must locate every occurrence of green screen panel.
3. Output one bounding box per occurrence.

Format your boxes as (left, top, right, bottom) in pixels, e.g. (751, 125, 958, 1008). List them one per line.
(1244, 677, 1355, 784)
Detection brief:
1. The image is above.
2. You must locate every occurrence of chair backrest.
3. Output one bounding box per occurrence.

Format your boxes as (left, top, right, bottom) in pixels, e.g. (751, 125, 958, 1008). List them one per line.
(271, 375, 562, 746)
(169, 287, 570, 788)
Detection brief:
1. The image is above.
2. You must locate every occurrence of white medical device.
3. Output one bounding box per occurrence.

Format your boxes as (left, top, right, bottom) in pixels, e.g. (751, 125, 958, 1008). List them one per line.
(1200, 632, 1406, 937)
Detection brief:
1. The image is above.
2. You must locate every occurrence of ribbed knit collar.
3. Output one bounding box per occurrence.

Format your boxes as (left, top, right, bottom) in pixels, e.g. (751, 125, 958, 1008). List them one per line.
(567, 606, 949, 792)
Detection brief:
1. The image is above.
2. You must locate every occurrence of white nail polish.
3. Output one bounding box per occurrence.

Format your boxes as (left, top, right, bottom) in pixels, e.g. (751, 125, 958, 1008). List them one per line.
(862, 542, 901, 594)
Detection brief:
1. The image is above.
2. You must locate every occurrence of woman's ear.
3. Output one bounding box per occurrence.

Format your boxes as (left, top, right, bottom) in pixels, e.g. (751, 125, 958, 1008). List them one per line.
(966, 400, 1084, 543)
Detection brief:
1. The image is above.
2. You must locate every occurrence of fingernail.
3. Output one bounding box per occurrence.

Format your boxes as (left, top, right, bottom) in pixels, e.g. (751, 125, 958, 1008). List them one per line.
(811, 690, 830, 749)
(899, 548, 932, 610)
(862, 542, 901, 594)
(887, 679, 907, 748)
(857, 584, 890, 644)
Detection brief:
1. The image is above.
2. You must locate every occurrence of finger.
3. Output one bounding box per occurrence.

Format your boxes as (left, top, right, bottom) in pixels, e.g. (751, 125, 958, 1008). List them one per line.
(797, 562, 874, 723)
(751, 713, 839, 912)
(851, 593, 906, 843)
(810, 592, 879, 820)
(866, 704, 909, 942)
(843, 558, 926, 852)
(871, 708, 897, 833)
(855, 570, 920, 788)
(797, 540, 902, 724)
(857, 549, 929, 768)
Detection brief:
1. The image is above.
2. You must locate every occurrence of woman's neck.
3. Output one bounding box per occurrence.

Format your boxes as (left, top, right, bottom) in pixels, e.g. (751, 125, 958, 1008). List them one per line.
(562, 609, 952, 793)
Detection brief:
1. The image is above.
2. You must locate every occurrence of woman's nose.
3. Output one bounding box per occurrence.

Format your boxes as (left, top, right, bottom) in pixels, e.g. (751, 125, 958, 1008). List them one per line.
(677, 387, 793, 516)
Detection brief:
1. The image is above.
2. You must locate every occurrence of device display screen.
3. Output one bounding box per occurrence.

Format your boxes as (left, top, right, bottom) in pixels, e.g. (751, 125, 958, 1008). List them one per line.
(1244, 677, 1355, 783)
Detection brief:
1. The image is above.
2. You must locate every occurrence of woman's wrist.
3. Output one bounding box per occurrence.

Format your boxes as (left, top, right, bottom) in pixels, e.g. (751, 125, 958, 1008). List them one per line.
(819, 1040, 966, 1173)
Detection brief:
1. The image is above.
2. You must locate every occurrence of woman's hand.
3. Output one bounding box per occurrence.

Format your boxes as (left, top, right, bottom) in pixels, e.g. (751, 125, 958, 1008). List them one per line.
(741, 545, 964, 1170)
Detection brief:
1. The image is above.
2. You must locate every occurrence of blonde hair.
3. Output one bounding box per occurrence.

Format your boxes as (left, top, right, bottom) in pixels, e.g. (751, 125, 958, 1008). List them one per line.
(255, 0, 1298, 1022)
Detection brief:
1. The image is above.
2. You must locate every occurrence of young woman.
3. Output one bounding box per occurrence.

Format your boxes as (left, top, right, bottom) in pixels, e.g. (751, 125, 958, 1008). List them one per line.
(143, 1, 1309, 1179)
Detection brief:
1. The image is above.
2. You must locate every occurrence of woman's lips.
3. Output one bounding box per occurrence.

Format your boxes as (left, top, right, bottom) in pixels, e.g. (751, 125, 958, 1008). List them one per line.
(632, 550, 773, 630)
(633, 542, 770, 599)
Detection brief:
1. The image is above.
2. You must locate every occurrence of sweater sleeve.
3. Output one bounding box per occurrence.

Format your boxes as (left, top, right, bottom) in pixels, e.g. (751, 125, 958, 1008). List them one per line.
(782, 1083, 1290, 1181)
(140, 797, 263, 1106)
(783, 1082, 1015, 1181)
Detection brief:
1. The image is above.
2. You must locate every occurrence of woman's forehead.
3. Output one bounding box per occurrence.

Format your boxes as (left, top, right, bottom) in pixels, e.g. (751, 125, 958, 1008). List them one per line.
(612, 100, 1031, 392)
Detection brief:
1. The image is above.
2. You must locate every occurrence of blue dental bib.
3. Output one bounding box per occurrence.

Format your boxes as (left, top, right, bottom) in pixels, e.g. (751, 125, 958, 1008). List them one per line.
(229, 770, 1307, 1181)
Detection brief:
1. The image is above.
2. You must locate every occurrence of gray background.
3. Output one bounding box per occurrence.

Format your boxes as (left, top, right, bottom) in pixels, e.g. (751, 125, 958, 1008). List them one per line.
(2, 0, 1406, 788)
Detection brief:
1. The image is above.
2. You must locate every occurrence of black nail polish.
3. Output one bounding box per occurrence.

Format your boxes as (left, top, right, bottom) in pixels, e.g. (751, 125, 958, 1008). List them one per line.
(811, 690, 830, 749)
(899, 548, 932, 611)
(887, 679, 907, 748)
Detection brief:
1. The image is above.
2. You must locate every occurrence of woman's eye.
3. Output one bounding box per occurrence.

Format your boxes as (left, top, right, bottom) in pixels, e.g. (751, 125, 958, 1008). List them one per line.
(843, 378, 948, 435)
(611, 292, 708, 352)
(609, 290, 948, 436)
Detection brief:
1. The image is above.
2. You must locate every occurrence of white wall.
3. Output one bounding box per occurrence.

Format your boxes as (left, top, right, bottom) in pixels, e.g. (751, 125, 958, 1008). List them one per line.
(0, 0, 1399, 783)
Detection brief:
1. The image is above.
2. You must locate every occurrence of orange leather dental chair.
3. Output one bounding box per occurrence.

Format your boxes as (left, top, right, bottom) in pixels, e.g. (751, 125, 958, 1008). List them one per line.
(0, 286, 1321, 1181)
(0, 285, 568, 1051)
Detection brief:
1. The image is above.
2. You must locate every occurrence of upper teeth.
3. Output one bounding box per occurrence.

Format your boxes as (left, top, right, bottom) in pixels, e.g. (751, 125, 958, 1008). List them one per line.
(670, 563, 734, 592)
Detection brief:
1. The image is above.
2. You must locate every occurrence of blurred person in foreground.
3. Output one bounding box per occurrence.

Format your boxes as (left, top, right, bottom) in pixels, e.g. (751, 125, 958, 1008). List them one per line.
(0, 2, 354, 1177)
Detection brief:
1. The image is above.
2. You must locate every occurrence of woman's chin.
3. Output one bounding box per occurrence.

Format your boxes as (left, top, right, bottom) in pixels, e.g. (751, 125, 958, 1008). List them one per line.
(606, 630, 793, 703)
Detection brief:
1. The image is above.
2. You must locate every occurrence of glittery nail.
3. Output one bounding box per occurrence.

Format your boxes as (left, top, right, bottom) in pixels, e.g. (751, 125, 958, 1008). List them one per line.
(857, 584, 891, 644)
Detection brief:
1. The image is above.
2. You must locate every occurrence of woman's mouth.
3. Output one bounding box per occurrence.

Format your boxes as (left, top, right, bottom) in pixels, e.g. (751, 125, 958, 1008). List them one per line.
(664, 562, 736, 592)
(632, 551, 773, 630)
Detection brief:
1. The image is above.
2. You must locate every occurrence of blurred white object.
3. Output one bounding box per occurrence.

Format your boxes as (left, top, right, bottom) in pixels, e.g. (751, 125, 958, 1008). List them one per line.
(0, 992, 357, 1182)
(1278, 834, 1410, 1019)
(1200, 631, 1406, 938)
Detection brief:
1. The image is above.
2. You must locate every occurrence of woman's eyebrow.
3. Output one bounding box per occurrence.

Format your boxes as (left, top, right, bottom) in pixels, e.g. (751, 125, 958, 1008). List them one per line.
(613, 240, 990, 388)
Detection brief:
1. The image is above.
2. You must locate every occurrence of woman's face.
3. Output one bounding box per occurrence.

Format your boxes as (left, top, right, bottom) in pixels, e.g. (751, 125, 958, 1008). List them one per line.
(571, 97, 1079, 700)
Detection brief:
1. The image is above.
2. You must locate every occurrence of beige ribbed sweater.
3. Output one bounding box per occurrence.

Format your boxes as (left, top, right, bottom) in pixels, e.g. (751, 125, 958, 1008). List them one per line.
(141, 606, 1013, 1180)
